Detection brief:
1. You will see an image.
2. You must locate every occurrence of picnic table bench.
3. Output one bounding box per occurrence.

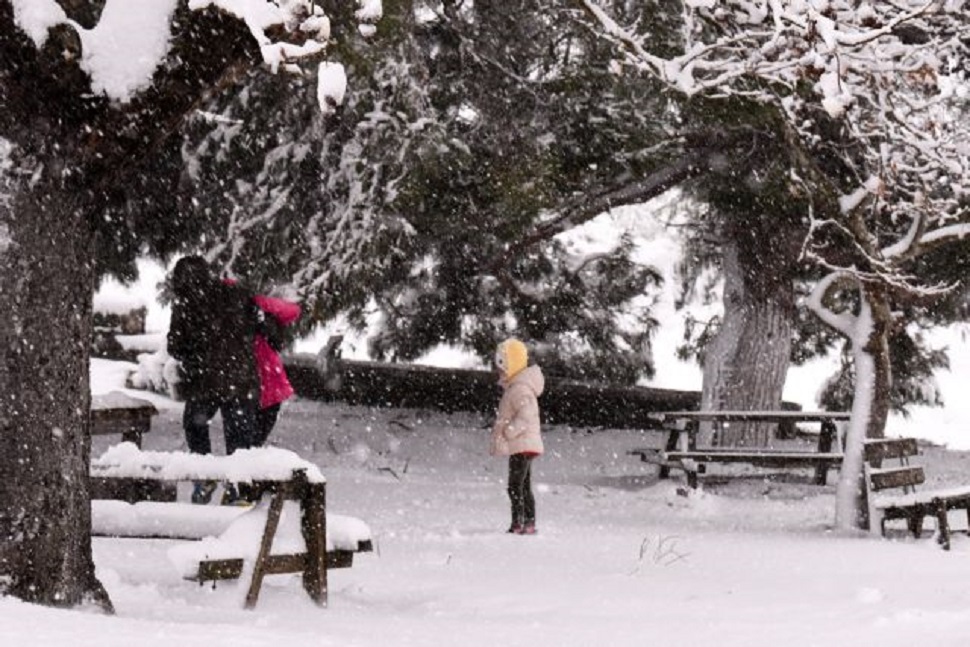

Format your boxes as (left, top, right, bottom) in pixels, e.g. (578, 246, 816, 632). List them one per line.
(90, 443, 372, 608)
(630, 410, 850, 488)
(864, 437, 970, 550)
(91, 391, 157, 448)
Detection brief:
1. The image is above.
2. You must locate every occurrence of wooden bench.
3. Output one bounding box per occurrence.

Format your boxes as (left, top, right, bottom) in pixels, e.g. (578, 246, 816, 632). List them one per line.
(864, 437, 970, 550)
(631, 410, 849, 488)
(631, 447, 845, 489)
(91, 391, 157, 448)
(90, 444, 372, 608)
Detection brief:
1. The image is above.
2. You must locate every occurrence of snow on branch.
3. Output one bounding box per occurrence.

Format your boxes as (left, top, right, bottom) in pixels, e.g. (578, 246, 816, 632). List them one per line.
(11, 0, 382, 113)
(804, 271, 867, 341)
(185, 0, 382, 113)
(583, 1, 970, 301)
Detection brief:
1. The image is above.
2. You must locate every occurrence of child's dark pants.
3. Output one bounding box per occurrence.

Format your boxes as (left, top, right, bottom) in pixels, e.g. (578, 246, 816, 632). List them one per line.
(508, 453, 536, 527)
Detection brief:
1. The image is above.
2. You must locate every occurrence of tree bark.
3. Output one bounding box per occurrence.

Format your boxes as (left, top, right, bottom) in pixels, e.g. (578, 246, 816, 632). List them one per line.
(0, 144, 111, 609)
(700, 238, 793, 447)
(0, 0, 261, 610)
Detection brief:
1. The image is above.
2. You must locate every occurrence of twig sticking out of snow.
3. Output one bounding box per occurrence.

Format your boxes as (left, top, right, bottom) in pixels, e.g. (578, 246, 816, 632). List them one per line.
(630, 534, 690, 574)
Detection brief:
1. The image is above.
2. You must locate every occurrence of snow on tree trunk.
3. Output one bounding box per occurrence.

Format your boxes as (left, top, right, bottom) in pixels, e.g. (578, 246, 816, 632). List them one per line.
(0, 150, 111, 609)
(810, 275, 893, 530)
(700, 239, 792, 447)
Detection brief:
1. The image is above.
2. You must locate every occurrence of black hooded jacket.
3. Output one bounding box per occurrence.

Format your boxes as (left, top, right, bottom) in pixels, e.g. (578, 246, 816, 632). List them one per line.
(166, 257, 259, 402)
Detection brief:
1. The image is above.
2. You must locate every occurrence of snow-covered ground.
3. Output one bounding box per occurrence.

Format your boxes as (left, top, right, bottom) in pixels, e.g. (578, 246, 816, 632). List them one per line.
(15, 214, 960, 646)
(4, 358, 970, 647)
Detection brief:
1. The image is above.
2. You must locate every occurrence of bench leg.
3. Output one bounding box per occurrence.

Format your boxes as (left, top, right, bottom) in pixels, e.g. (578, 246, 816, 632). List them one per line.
(907, 513, 924, 538)
(686, 468, 698, 490)
(658, 430, 679, 480)
(813, 463, 829, 486)
(245, 489, 285, 609)
(121, 429, 143, 448)
(301, 481, 329, 607)
(934, 499, 951, 551)
(813, 421, 837, 485)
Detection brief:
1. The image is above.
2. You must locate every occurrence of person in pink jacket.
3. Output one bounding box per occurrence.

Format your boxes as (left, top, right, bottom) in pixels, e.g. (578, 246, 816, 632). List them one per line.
(222, 278, 301, 447)
(490, 338, 545, 535)
(250, 293, 301, 446)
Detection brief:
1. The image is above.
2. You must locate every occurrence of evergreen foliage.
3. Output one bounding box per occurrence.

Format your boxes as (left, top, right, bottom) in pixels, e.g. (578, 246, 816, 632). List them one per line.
(168, 0, 676, 383)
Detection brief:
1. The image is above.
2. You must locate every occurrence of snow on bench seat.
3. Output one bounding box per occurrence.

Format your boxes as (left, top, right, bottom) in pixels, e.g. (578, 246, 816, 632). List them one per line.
(661, 450, 844, 466)
(162, 502, 372, 579)
(872, 485, 970, 511)
(92, 499, 372, 553)
(91, 442, 325, 484)
(92, 500, 247, 539)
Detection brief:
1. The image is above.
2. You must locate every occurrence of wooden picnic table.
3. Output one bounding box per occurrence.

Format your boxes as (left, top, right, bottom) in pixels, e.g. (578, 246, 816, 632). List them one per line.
(90, 445, 373, 608)
(90, 391, 157, 448)
(633, 410, 851, 488)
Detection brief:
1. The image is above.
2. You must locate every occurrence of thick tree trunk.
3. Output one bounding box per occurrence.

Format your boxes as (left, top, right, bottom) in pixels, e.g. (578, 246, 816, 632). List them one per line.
(0, 0, 290, 611)
(700, 239, 793, 447)
(0, 146, 111, 610)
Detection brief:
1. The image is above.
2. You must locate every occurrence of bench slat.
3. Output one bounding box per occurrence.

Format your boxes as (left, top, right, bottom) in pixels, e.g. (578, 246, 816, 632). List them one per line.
(869, 465, 925, 491)
(195, 551, 359, 582)
(663, 451, 844, 468)
(864, 438, 919, 463)
(90, 476, 177, 503)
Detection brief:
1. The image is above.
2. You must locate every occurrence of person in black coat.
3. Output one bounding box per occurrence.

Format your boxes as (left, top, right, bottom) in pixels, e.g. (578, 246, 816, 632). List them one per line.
(167, 256, 260, 501)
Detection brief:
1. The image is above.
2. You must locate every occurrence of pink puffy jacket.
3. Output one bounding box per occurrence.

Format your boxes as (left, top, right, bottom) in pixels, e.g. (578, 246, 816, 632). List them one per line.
(252, 294, 301, 409)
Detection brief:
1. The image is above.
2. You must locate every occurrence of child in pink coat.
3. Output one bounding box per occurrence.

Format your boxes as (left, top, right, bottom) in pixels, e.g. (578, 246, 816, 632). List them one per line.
(490, 338, 545, 535)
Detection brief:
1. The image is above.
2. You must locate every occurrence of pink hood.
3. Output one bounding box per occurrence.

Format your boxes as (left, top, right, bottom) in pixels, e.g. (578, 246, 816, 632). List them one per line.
(253, 294, 301, 326)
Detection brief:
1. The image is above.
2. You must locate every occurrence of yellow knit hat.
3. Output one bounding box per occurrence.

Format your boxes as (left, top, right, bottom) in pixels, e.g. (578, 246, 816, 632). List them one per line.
(495, 338, 528, 378)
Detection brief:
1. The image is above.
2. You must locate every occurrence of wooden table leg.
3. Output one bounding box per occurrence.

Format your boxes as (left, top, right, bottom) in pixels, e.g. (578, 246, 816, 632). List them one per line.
(935, 499, 951, 551)
(814, 420, 836, 485)
(301, 479, 328, 607)
(658, 428, 681, 479)
(245, 487, 285, 609)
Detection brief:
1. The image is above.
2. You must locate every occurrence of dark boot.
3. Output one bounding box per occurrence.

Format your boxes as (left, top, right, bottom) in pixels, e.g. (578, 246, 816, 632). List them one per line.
(191, 480, 218, 504)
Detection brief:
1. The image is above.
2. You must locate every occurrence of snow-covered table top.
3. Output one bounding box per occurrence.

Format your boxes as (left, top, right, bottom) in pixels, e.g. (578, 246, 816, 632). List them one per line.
(91, 443, 326, 483)
(874, 485, 970, 510)
(91, 390, 157, 412)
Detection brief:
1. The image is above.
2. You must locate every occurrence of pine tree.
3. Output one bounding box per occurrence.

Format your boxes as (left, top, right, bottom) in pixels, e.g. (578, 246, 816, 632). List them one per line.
(176, 0, 679, 382)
